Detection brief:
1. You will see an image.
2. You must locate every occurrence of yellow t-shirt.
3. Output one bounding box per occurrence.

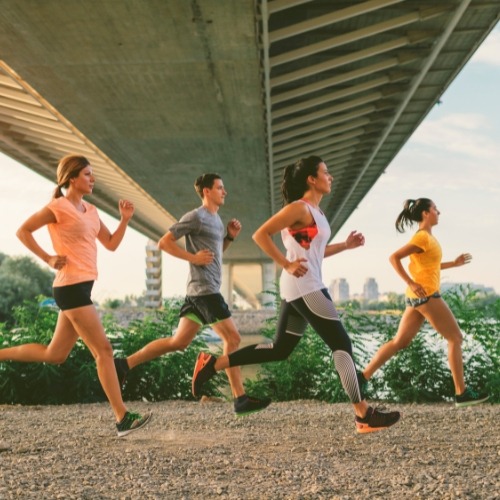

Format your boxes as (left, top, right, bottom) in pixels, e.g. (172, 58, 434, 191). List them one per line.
(406, 230, 442, 298)
(47, 197, 101, 287)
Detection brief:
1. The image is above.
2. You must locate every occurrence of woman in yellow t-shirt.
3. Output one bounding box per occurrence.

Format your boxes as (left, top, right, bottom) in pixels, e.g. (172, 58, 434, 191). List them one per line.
(360, 198, 488, 407)
(0, 154, 151, 436)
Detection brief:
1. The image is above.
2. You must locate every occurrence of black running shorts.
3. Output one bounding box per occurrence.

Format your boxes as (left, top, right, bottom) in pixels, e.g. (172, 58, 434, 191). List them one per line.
(179, 293, 231, 326)
(52, 281, 94, 311)
(405, 291, 441, 308)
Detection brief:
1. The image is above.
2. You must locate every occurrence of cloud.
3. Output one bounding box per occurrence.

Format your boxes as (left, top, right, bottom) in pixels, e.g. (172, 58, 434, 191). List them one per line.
(411, 113, 499, 160)
(383, 134, 500, 195)
(471, 28, 500, 67)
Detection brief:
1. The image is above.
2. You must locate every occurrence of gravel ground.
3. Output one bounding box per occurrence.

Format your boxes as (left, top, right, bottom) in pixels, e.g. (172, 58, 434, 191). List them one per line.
(0, 400, 498, 499)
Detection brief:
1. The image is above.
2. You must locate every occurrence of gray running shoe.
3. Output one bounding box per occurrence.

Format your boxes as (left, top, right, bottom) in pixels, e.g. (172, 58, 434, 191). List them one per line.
(234, 395, 272, 417)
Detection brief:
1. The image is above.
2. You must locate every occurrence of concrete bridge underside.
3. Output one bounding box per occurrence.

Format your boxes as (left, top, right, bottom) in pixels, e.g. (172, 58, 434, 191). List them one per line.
(0, 1, 498, 306)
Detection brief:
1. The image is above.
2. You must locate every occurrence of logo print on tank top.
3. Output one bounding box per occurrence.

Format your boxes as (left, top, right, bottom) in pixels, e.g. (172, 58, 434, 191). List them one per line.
(288, 222, 318, 250)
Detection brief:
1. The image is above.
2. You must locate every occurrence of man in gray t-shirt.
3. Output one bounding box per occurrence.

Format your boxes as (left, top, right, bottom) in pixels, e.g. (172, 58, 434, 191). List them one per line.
(114, 173, 270, 416)
(169, 204, 224, 296)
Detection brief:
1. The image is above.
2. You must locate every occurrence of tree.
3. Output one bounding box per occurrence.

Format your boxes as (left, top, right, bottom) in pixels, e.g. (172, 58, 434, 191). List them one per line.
(0, 255, 54, 323)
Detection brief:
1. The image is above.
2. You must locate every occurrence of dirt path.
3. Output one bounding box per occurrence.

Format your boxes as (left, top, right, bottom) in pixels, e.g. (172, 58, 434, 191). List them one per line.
(0, 400, 498, 499)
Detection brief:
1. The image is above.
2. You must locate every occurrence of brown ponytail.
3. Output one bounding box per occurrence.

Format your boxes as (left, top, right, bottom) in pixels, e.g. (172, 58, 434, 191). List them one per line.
(52, 154, 90, 199)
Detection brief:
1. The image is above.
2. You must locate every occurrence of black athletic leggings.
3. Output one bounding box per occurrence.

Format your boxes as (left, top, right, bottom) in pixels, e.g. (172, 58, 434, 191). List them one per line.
(229, 288, 362, 403)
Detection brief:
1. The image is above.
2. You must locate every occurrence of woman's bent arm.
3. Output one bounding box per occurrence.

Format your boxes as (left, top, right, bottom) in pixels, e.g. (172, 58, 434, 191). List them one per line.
(16, 207, 61, 268)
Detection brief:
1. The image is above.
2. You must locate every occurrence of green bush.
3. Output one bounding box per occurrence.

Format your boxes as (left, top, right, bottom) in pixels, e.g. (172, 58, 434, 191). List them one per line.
(244, 303, 375, 402)
(0, 255, 54, 323)
(245, 288, 499, 404)
(0, 297, 219, 404)
(0, 286, 497, 405)
(370, 328, 453, 403)
(0, 300, 100, 405)
(445, 285, 500, 400)
(104, 298, 221, 402)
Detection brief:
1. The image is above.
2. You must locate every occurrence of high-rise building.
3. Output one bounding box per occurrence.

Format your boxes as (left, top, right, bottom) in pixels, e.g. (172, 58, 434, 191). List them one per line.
(363, 277, 379, 301)
(145, 239, 162, 308)
(329, 278, 350, 303)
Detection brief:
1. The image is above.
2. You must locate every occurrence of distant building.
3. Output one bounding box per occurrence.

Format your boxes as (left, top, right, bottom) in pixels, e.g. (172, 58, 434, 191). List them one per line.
(363, 277, 379, 301)
(145, 239, 162, 308)
(330, 278, 350, 303)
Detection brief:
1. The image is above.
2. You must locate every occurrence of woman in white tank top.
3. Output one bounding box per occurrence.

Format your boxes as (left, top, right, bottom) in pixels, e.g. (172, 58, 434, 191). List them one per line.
(193, 156, 401, 434)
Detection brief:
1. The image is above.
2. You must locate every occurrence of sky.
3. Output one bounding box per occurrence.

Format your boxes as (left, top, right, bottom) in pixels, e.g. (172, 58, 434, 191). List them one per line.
(1, 26, 499, 302)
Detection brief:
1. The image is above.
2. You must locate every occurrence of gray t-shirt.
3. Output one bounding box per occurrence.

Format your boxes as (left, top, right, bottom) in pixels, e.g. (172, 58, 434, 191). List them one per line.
(169, 206, 224, 296)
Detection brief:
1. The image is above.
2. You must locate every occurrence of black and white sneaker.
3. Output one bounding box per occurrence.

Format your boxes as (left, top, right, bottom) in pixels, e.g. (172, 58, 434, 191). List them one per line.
(116, 411, 152, 437)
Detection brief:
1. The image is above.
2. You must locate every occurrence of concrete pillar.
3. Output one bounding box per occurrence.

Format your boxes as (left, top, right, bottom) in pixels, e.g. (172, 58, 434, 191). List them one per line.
(261, 261, 277, 309)
(221, 263, 233, 309)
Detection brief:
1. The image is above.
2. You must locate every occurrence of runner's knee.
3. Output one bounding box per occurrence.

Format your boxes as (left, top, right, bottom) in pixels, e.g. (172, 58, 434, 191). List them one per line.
(271, 343, 295, 361)
(170, 338, 191, 351)
(447, 330, 463, 345)
(93, 339, 114, 360)
(223, 331, 241, 352)
(392, 337, 412, 350)
(45, 350, 70, 365)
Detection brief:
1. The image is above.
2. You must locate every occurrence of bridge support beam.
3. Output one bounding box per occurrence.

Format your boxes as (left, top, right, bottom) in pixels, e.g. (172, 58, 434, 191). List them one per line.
(261, 261, 277, 309)
(221, 261, 277, 310)
(221, 263, 234, 309)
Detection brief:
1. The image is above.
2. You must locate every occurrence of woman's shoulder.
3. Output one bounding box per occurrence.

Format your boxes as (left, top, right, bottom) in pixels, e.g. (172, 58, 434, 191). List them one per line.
(411, 229, 431, 240)
(286, 199, 310, 212)
(46, 196, 68, 213)
(409, 229, 437, 250)
(83, 200, 97, 212)
(48, 196, 65, 207)
(278, 200, 315, 229)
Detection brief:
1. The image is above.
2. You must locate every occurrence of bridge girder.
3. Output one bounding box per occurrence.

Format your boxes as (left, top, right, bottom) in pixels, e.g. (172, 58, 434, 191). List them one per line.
(0, 0, 498, 263)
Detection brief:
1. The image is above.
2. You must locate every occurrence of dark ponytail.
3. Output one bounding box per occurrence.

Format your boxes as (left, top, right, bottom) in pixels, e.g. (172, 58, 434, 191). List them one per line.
(395, 198, 433, 233)
(281, 155, 323, 205)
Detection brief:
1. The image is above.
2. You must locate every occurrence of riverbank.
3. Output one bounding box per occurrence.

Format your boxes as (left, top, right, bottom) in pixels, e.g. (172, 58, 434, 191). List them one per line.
(102, 308, 276, 335)
(0, 400, 498, 499)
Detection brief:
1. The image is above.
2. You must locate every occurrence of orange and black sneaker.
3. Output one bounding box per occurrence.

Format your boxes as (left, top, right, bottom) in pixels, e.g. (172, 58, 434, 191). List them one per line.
(355, 406, 400, 434)
(192, 352, 217, 397)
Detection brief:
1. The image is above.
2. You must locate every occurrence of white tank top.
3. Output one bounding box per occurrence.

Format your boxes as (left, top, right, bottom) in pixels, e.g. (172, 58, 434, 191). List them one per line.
(279, 200, 331, 301)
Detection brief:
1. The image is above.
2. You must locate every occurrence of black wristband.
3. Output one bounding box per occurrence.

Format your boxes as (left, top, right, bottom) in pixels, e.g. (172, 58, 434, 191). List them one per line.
(225, 234, 234, 242)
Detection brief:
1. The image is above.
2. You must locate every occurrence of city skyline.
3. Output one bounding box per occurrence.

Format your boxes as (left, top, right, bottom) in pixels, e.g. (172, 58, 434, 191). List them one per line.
(329, 275, 495, 303)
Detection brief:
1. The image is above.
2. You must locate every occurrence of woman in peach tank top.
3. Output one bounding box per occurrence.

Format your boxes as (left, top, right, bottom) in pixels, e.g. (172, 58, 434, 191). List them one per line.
(0, 154, 151, 436)
(360, 198, 488, 407)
